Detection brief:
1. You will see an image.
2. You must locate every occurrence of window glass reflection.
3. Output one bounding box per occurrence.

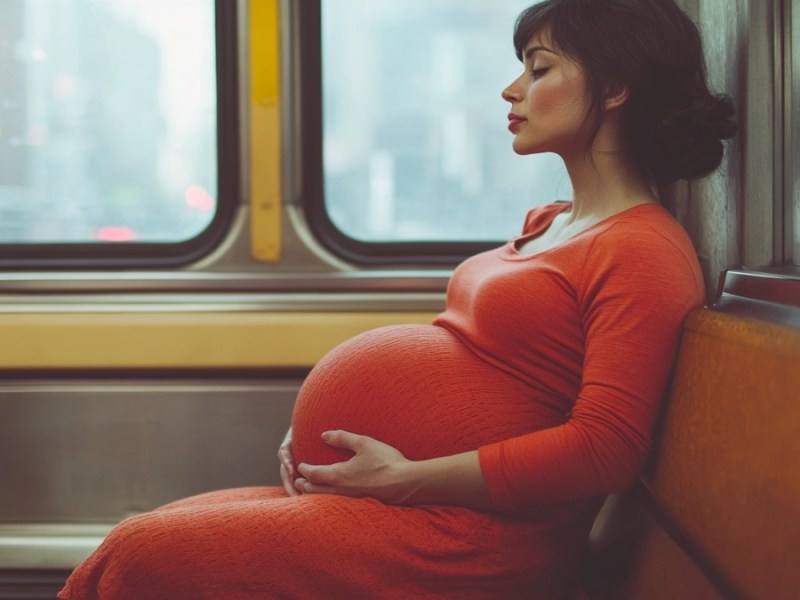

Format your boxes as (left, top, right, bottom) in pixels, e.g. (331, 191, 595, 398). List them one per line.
(0, 0, 217, 244)
(321, 0, 571, 243)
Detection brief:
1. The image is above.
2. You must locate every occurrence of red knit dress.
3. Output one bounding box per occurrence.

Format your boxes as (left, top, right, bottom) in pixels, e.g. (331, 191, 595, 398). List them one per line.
(58, 202, 704, 600)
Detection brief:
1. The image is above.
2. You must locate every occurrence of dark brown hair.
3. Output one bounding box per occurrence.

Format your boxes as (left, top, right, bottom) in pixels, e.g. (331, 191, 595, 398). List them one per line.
(514, 0, 737, 185)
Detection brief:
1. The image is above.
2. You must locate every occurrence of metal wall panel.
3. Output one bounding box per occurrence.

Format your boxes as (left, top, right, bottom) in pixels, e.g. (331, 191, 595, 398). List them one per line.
(0, 379, 297, 522)
(672, 0, 747, 298)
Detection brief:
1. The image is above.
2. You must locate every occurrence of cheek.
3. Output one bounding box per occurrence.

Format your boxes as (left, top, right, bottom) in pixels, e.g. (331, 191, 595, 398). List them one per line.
(530, 76, 587, 120)
(530, 80, 567, 115)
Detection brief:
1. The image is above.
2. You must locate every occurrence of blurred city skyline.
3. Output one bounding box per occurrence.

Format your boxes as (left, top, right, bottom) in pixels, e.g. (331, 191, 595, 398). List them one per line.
(0, 0, 217, 243)
(0, 0, 571, 246)
(322, 0, 570, 242)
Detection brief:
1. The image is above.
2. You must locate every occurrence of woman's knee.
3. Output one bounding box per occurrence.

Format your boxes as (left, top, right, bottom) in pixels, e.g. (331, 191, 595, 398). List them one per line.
(81, 512, 209, 599)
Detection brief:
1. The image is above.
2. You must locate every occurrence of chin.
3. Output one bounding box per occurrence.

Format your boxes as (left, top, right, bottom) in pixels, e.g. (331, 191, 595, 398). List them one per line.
(512, 142, 547, 156)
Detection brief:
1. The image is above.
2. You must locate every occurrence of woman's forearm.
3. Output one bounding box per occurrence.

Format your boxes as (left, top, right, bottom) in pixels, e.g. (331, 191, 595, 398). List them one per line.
(396, 450, 494, 511)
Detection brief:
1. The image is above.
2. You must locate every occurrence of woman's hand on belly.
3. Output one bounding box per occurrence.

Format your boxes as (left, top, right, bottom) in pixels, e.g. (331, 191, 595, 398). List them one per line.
(295, 431, 413, 503)
(277, 427, 301, 497)
(295, 430, 494, 511)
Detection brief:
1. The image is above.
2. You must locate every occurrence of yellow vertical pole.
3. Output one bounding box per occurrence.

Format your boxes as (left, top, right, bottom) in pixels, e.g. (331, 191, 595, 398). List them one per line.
(249, 0, 282, 261)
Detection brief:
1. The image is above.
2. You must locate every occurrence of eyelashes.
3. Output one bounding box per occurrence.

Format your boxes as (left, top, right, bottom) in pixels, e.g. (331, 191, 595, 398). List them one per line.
(531, 67, 550, 80)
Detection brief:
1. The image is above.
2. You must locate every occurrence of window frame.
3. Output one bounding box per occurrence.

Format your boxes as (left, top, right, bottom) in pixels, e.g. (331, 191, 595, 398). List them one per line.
(0, 0, 240, 270)
(783, 0, 799, 268)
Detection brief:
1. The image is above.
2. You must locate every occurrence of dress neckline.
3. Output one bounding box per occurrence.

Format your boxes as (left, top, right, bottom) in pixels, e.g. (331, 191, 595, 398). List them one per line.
(504, 202, 662, 261)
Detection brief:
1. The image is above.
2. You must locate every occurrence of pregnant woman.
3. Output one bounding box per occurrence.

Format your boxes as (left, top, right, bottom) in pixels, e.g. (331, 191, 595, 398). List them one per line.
(59, 1, 736, 598)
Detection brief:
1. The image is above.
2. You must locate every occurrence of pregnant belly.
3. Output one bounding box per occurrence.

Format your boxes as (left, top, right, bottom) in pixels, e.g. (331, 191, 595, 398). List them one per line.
(291, 324, 565, 466)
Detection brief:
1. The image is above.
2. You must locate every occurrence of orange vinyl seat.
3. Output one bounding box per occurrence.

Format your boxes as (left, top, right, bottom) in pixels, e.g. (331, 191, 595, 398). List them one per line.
(571, 271, 800, 600)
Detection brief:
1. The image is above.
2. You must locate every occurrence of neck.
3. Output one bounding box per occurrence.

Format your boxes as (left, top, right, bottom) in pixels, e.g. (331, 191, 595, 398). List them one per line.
(560, 119, 658, 223)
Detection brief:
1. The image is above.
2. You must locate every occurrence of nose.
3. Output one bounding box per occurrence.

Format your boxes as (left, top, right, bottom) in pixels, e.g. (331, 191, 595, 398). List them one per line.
(502, 79, 522, 103)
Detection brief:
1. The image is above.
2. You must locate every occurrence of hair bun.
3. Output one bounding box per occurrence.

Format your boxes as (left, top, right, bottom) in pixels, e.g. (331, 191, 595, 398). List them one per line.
(646, 94, 738, 185)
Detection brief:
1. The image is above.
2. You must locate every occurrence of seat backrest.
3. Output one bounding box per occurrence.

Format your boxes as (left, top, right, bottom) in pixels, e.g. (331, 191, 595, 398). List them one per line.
(607, 308, 800, 599)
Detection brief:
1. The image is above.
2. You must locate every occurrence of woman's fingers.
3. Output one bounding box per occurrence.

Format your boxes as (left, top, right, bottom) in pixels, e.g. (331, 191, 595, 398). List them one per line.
(296, 462, 336, 485)
(278, 444, 296, 479)
(320, 429, 366, 451)
(293, 477, 340, 496)
(278, 427, 300, 496)
(280, 464, 301, 496)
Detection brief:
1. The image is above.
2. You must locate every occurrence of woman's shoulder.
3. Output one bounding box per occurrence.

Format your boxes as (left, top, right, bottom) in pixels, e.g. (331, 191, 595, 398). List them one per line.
(584, 204, 704, 299)
(592, 203, 696, 257)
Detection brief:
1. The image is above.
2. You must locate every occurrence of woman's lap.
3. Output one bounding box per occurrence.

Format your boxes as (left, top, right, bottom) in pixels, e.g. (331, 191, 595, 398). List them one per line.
(58, 487, 558, 600)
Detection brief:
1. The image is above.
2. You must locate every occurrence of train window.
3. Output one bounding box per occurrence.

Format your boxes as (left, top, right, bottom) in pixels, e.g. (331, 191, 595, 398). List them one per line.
(0, 0, 238, 268)
(306, 0, 570, 263)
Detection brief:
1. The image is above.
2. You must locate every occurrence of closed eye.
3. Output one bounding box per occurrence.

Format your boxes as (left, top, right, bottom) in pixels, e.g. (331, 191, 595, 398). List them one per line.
(532, 67, 550, 80)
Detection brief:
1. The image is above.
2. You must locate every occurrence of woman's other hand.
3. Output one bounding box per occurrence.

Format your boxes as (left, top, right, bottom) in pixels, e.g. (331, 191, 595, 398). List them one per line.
(278, 427, 301, 497)
(294, 431, 416, 504)
(296, 430, 492, 510)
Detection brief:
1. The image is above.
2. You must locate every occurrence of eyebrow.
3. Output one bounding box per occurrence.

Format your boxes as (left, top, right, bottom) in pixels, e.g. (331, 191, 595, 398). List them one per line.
(524, 46, 557, 61)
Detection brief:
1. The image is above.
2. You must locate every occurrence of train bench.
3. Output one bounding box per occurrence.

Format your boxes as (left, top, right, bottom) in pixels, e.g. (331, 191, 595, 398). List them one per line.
(570, 270, 800, 600)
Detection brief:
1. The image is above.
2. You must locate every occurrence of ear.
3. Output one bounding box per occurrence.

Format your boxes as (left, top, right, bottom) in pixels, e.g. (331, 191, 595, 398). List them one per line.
(603, 85, 629, 112)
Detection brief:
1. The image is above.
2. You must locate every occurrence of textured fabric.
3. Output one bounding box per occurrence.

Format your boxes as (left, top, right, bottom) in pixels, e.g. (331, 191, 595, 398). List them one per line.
(459, 203, 706, 510)
(59, 488, 573, 600)
(59, 202, 703, 600)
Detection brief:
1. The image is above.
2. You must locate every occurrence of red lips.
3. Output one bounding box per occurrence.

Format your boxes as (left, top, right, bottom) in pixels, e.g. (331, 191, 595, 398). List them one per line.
(507, 113, 526, 131)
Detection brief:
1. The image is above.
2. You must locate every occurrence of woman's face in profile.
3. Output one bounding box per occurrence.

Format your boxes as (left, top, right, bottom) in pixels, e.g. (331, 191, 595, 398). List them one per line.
(502, 32, 591, 158)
